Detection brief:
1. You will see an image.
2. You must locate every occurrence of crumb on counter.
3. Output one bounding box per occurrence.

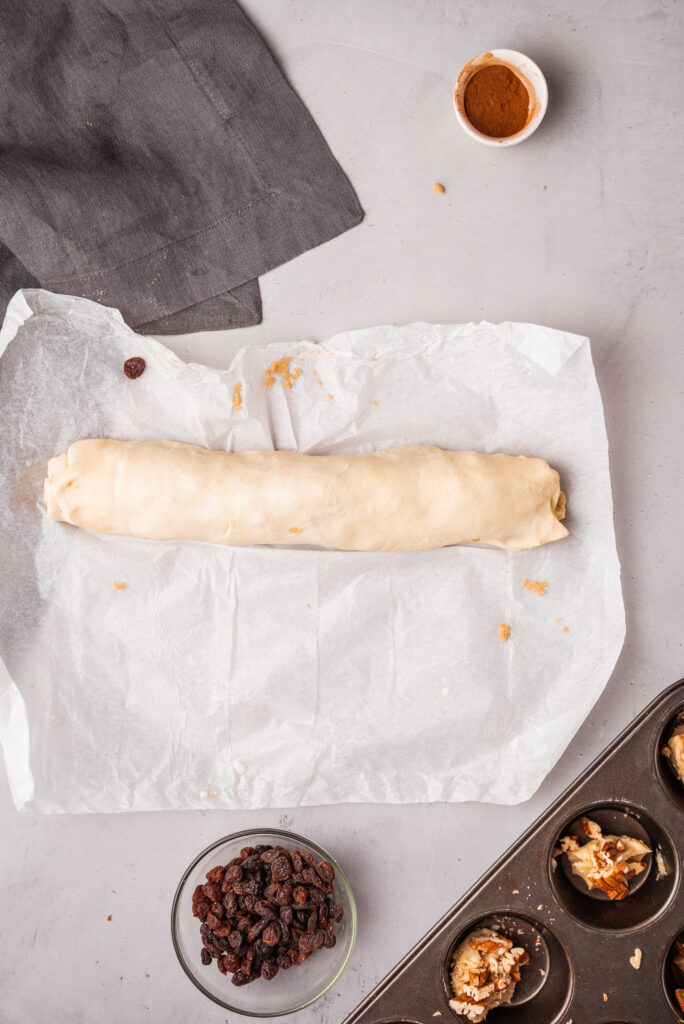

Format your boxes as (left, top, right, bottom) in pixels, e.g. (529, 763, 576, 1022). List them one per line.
(522, 578, 548, 596)
(499, 624, 511, 643)
(542, 185, 547, 191)
(562, 626, 569, 634)
(371, 400, 378, 406)
(288, 527, 303, 534)
(629, 948, 642, 970)
(327, 393, 334, 401)
(106, 914, 112, 921)
(232, 381, 243, 411)
(199, 787, 220, 800)
(433, 182, 445, 193)
(263, 357, 302, 390)
(112, 581, 127, 590)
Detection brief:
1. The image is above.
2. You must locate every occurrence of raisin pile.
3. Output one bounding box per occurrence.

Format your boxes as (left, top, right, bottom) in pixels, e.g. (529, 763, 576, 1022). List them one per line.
(192, 844, 344, 986)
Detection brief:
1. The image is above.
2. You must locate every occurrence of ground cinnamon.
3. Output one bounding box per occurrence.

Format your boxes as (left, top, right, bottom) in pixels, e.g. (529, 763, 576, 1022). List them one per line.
(464, 64, 530, 138)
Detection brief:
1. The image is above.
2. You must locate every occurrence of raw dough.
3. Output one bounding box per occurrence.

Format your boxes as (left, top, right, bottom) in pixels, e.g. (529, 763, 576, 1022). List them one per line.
(448, 927, 529, 1022)
(556, 816, 651, 899)
(44, 439, 568, 552)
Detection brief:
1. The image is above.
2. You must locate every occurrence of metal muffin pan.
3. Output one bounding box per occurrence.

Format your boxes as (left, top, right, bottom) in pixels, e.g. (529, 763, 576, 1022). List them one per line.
(343, 678, 684, 1024)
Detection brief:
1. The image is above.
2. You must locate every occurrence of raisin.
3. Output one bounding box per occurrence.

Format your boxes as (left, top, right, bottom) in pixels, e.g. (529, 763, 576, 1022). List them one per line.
(240, 847, 255, 859)
(280, 905, 293, 925)
(299, 849, 315, 867)
(293, 886, 308, 904)
(192, 900, 210, 919)
(210, 902, 224, 919)
(311, 929, 325, 949)
(234, 877, 259, 896)
(123, 357, 146, 379)
(216, 954, 228, 974)
(225, 864, 243, 885)
(261, 959, 279, 980)
(206, 912, 222, 931)
(240, 894, 258, 913)
(273, 884, 292, 906)
(254, 900, 276, 920)
(200, 948, 212, 966)
(271, 855, 292, 882)
(231, 971, 255, 987)
(302, 867, 327, 890)
(247, 920, 266, 943)
(330, 902, 344, 923)
(222, 892, 238, 915)
(223, 952, 240, 973)
(228, 931, 243, 953)
(203, 882, 222, 903)
(241, 854, 260, 871)
(307, 909, 318, 932)
(316, 860, 335, 885)
(291, 851, 304, 873)
(299, 933, 315, 954)
(214, 921, 232, 938)
(192, 885, 206, 903)
(254, 845, 273, 855)
(206, 865, 225, 883)
(262, 921, 281, 946)
(322, 928, 337, 949)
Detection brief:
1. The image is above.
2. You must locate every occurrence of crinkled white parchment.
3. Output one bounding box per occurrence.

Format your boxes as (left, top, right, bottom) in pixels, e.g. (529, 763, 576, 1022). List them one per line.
(0, 290, 624, 813)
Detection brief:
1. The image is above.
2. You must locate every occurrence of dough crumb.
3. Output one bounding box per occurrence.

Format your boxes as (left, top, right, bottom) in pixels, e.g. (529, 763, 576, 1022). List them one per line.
(603, 993, 607, 1002)
(371, 400, 378, 406)
(112, 581, 127, 590)
(522, 578, 548, 596)
(263, 357, 302, 390)
(562, 626, 569, 633)
(199, 787, 220, 800)
(499, 624, 511, 642)
(106, 914, 112, 921)
(327, 393, 334, 401)
(433, 182, 445, 193)
(233, 381, 243, 411)
(542, 185, 547, 191)
(288, 527, 303, 534)
(629, 948, 642, 970)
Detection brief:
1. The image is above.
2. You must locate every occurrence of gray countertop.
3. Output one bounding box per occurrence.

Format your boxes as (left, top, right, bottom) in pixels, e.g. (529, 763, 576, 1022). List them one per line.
(2, 1, 683, 1022)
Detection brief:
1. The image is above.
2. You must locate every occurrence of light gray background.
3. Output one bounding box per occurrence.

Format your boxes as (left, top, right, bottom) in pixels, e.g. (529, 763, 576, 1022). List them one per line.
(1, 1, 683, 1022)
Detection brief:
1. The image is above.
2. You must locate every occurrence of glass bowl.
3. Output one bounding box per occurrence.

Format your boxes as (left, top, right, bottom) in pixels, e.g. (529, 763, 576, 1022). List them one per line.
(171, 828, 357, 1016)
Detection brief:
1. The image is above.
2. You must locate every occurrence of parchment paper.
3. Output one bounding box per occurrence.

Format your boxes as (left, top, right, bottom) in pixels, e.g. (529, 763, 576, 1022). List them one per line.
(0, 289, 624, 813)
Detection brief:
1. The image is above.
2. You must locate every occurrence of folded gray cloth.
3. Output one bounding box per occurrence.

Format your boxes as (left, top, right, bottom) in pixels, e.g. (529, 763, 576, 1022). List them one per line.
(0, 0, 362, 333)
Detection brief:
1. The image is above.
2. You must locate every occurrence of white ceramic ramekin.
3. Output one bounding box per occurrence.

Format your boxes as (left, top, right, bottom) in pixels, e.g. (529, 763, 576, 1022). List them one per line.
(453, 49, 548, 147)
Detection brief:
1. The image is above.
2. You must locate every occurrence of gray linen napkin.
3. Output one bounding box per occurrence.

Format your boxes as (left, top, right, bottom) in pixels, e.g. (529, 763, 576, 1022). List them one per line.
(0, 0, 363, 333)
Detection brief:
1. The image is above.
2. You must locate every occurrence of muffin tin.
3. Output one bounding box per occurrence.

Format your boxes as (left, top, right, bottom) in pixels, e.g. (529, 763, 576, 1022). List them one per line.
(343, 678, 684, 1024)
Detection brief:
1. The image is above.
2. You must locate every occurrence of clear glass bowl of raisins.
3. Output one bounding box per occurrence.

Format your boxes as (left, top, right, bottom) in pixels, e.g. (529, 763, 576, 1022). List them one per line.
(171, 828, 357, 1015)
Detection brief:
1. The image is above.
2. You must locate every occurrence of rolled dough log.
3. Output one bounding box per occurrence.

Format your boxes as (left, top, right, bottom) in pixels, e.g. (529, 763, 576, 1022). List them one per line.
(44, 439, 568, 552)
